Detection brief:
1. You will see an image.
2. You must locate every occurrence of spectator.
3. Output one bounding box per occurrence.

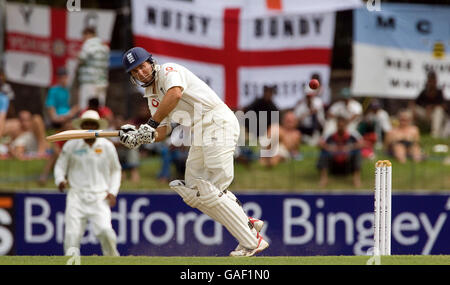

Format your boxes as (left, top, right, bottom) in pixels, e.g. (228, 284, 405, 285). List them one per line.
(243, 85, 279, 137)
(82, 98, 114, 124)
(39, 135, 69, 185)
(324, 87, 363, 136)
(9, 110, 49, 159)
(357, 99, 392, 158)
(317, 115, 363, 188)
(364, 99, 392, 140)
(443, 100, 450, 138)
(0, 69, 14, 137)
(45, 67, 79, 129)
(260, 111, 301, 168)
(76, 26, 110, 110)
(409, 70, 447, 138)
(110, 115, 141, 183)
(40, 67, 79, 184)
(385, 110, 422, 164)
(157, 124, 189, 182)
(294, 85, 325, 145)
(235, 127, 257, 167)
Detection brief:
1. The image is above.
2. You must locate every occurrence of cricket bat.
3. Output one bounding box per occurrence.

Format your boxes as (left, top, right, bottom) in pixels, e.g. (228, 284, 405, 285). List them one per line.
(46, 130, 120, 142)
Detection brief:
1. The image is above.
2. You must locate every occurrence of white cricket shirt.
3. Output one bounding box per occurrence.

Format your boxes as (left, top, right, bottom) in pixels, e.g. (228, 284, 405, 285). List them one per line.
(54, 138, 122, 196)
(328, 100, 363, 119)
(144, 63, 228, 128)
(294, 97, 326, 128)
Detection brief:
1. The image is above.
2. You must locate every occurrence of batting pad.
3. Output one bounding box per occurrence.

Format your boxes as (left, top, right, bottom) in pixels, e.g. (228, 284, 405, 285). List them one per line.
(169, 180, 224, 225)
(194, 179, 258, 249)
(169, 180, 202, 208)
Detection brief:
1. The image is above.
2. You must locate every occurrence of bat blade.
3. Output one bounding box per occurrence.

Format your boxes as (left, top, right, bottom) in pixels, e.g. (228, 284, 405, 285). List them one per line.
(46, 130, 120, 142)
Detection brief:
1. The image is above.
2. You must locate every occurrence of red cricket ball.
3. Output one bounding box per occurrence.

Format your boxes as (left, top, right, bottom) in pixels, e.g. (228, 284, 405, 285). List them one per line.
(309, 79, 320, 90)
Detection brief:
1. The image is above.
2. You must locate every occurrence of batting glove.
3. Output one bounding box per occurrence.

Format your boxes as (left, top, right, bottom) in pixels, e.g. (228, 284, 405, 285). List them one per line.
(119, 124, 141, 149)
(137, 124, 157, 144)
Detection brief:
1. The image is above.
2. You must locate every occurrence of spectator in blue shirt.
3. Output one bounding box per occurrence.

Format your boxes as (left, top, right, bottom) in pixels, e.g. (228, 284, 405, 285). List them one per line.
(45, 67, 78, 129)
(0, 91, 9, 138)
(40, 67, 79, 184)
(0, 69, 14, 137)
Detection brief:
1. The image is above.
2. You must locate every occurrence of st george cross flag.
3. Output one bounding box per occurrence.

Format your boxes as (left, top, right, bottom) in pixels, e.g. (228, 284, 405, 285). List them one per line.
(5, 2, 116, 87)
(352, 3, 450, 99)
(132, 0, 362, 109)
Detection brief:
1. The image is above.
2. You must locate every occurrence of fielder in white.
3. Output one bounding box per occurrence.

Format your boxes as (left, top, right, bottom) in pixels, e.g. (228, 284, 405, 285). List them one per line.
(54, 110, 121, 256)
(119, 47, 268, 256)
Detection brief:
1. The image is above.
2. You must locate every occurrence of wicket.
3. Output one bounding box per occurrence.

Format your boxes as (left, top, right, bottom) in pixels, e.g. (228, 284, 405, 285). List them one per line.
(374, 160, 392, 256)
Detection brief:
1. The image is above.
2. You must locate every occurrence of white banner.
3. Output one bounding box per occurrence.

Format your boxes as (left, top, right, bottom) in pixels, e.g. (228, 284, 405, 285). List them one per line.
(239, 65, 330, 109)
(5, 2, 116, 87)
(132, 0, 224, 49)
(352, 4, 450, 99)
(238, 10, 335, 51)
(133, 0, 361, 109)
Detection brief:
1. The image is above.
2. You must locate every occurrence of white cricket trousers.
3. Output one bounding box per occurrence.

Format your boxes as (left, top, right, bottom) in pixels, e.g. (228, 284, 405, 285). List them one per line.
(185, 105, 240, 191)
(64, 189, 119, 256)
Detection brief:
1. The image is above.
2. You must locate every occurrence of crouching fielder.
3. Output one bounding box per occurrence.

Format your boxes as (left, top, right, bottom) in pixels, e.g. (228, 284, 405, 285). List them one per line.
(119, 47, 268, 256)
(54, 110, 121, 256)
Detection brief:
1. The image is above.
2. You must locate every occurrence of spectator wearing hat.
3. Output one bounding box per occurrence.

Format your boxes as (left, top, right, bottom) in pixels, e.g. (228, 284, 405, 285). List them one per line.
(294, 85, 325, 145)
(324, 87, 363, 136)
(54, 110, 121, 256)
(45, 67, 79, 129)
(409, 70, 447, 138)
(76, 27, 110, 110)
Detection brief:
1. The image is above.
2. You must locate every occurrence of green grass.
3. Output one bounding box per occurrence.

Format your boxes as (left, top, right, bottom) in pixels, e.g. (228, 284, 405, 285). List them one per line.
(0, 255, 449, 265)
(0, 135, 449, 192)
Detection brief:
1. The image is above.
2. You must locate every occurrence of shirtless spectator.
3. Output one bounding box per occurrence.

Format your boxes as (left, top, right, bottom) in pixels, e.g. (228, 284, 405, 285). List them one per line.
(260, 111, 301, 167)
(8, 110, 49, 159)
(385, 110, 422, 163)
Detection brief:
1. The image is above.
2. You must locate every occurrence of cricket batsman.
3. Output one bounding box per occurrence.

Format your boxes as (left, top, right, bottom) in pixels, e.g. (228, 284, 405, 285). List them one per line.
(54, 110, 121, 256)
(119, 47, 268, 256)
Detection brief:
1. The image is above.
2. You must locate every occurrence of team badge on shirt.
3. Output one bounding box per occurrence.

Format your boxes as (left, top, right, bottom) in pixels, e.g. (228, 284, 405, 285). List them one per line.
(164, 66, 177, 76)
(94, 148, 103, 154)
